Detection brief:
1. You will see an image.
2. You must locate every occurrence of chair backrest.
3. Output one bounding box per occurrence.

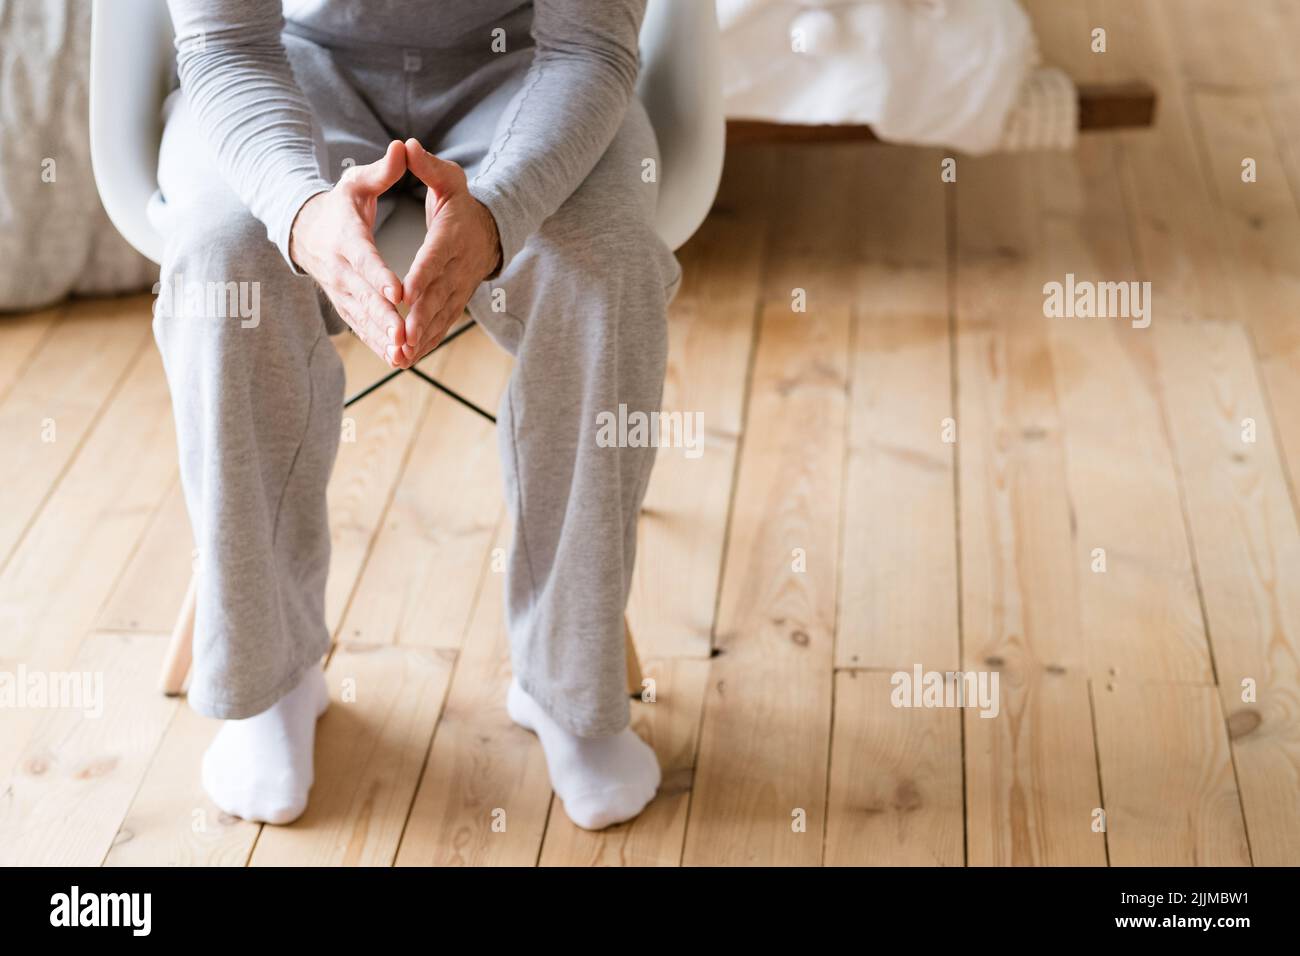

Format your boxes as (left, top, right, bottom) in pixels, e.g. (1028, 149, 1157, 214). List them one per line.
(636, 0, 725, 252)
(89, 0, 724, 266)
(89, 0, 176, 264)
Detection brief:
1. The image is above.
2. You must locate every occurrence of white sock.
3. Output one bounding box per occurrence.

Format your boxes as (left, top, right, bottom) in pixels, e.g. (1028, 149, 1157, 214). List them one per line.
(200, 665, 329, 825)
(507, 678, 660, 830)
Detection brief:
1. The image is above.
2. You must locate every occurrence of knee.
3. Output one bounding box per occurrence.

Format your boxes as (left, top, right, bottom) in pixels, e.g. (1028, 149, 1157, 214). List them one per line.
(537, 212, 680, 318)
(591, 217, 676, 294)
(155, 197, 302, 341)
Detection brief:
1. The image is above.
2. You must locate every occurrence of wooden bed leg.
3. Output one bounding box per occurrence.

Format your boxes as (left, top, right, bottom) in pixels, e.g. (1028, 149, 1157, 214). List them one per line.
(161, 575, 197, 696)
(624, 616, 644, 699)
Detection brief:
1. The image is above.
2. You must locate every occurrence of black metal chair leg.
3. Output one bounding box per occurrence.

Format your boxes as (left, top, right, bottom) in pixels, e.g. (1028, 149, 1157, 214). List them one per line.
(343, 318, 491, 421)
(343, 367, 402, 408)
(407, 366, 497, 423)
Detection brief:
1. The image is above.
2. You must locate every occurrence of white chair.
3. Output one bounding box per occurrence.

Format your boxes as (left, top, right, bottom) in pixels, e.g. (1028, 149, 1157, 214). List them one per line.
(89, 0, 725, 696)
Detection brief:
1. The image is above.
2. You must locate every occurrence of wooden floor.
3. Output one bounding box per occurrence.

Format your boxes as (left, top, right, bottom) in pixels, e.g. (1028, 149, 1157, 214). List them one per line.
(3, 1, 1300, 865)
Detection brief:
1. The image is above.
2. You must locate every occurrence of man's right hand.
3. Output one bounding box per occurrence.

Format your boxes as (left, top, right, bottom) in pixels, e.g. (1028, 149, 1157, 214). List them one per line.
(289, 140, 410, 368)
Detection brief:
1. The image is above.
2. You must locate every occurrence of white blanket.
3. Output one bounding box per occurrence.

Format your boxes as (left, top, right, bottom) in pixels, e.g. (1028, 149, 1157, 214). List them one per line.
(719, 0, 1039, 154)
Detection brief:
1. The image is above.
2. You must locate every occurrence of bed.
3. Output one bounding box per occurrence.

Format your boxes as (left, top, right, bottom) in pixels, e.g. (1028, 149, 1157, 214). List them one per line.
(718, 0, 1155, 151)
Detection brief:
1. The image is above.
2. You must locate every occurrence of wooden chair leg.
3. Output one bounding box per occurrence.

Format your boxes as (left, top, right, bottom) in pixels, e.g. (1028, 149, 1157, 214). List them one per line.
(161, 574, 197, 696)
(624, 615, 643, 699)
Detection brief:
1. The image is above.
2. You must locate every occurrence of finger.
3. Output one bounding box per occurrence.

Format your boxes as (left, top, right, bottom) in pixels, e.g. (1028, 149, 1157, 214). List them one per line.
(401, 228, 455, 309)
(341, 231, 404, 306)
(422, 303, 460, 359)
(338, 259, 404, 354)
(411, 285, 464, 359)
(338, 267, 406, 366)
(345, 139, 407, 197)
(416, 301, 467, 363)
(404, 277, 450, 355)
(331, 295, 389, 366)
(404, 139, 464, 199)
(336, 300, 394, 368)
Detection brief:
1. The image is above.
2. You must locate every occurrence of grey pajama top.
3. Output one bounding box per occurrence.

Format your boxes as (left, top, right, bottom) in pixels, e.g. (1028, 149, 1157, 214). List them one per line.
(165, 0, 648, 271)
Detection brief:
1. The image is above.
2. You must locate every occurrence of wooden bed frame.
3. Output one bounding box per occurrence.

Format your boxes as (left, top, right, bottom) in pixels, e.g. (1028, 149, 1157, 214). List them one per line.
(725, 81, 1157, 145)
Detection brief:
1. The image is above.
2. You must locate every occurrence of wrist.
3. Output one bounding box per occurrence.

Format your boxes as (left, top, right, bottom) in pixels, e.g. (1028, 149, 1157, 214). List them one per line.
(474, 196, 503, 280)
(289, 191, 327, 272)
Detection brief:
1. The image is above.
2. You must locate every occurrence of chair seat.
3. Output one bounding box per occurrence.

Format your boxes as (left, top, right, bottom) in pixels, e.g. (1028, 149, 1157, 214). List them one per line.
(374, 200, 429, 276)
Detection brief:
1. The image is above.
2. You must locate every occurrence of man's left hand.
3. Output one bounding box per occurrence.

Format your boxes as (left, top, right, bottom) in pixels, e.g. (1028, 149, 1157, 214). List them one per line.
(400, 138, 502, 363)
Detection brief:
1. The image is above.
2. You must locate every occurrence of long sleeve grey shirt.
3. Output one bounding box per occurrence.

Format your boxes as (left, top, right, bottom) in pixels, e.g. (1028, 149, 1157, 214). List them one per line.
(165, 0, 647, 272)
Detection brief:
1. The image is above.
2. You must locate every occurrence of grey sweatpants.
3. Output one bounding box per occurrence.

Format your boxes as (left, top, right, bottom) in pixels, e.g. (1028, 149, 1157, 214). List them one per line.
(150, 26, 682, 737)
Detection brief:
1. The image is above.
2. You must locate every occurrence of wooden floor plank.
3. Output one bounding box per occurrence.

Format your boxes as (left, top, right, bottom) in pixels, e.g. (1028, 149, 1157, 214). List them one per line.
(1155, 318, 1300, 865)
(1190, 91, 1300, 362)
(1194, 88, 1300, 511)
(683, 146, 854, 866)
(0, 337, 178, 785)
(954, 312, 1085, 668)
(1075, 0, 1234, 325)
(336, 330, 510, 649)
(0, 304, 60, 407)
(1094, 681, 1251, 866)
(0, 298, 152, 570)
(394, 522, 554, 867)
(1037, 141, 1210, 683)
(628, 149, 771, 660)
(964, 672, 1107, 866)
(955, 154, 1086, 675)
(682, 296, 847, 866)
(1151, 0, 1291, 93)
(954, 153, 1106, 865)
(1262, 88, 1300, 507)
(538, 658, 709, 866)
(325, 335, 436, 635)
(102, 703, 259, 867)
(825, 670, 964, 866)
(1031, 3, 1217, 683)
(0, 322, 174, 666)
(1258, 346, 1300, 512)
(837, 146, 957, 672)
(0, 631, 175, 866)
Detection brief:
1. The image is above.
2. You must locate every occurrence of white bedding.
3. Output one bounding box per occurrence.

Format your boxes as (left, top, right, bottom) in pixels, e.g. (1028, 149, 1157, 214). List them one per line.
(0, 0, 158, 311)
(718, 0, 1039, 154)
